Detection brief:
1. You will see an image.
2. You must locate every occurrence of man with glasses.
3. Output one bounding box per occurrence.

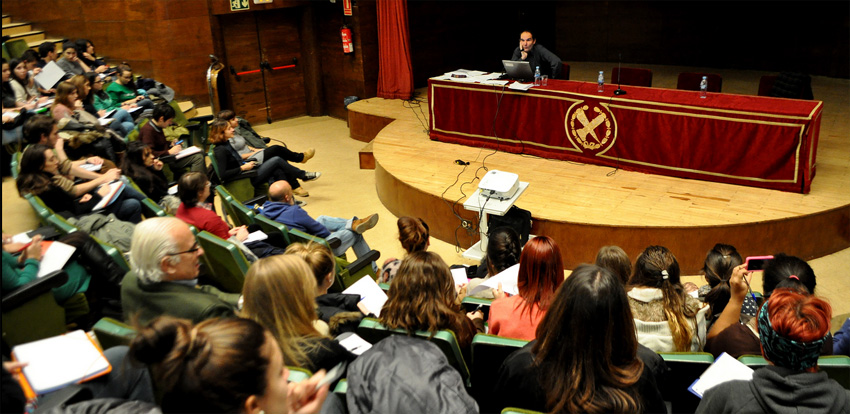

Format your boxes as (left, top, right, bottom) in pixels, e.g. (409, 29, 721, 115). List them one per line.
(121, 217, 239, 325)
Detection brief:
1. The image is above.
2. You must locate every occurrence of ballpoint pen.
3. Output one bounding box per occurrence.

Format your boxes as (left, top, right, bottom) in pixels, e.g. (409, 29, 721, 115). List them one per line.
(741, 271, 758, 303)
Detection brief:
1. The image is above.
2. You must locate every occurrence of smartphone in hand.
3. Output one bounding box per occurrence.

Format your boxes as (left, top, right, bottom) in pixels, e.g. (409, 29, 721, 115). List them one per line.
(745, 255, 774, 271)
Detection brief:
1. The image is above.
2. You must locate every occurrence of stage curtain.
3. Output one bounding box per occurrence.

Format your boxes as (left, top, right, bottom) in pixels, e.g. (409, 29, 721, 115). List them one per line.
(376, 0, 413, 100)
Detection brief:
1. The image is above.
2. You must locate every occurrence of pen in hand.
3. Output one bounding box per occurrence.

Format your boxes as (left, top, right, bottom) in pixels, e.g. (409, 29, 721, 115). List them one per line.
(741, 271, 757, 303)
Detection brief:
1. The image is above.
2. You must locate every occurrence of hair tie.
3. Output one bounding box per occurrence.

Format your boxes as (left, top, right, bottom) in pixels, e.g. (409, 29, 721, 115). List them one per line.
(789, 275, 799, 280)
(722, 255, 730, 259)
(661, 270, 669, 280)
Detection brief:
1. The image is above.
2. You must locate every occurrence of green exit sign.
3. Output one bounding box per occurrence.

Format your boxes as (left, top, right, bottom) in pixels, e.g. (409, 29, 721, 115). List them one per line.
(231, 0, 250, 11)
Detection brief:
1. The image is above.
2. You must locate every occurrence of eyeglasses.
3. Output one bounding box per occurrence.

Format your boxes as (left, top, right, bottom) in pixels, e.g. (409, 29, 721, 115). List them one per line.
(166, 243, 201, 256)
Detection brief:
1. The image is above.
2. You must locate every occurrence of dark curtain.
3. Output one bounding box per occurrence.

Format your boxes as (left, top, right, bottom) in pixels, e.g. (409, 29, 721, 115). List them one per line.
(376, 0, 413, 99)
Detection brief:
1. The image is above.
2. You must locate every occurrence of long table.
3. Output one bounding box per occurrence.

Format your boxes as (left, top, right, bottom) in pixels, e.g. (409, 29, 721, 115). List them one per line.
(428, 79, 822, 193)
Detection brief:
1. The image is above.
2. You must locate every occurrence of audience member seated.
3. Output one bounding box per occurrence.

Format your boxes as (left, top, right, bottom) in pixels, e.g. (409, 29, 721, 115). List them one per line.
(488, 236, 564, 341)
(241, 254, 356, 373)
(262, 180, 379, 271)
(16, 144, 145, 223)
(627, 245, 709, 352)
(595, 245, 632, 285)
(347, 335, 479, 414)
(8, 58, 48, 107)
(467, 226, 521, 299)
(2, 230, 123, 310)
(46, 81, 124, 163)
(378, 216, 429, 284)
(120, 141, 169, 202)
(36, 41, 58, 70)
(705, 253, 833, 358)
(74, 73, 134, 137)
(22, 114, 117, 175)
(2, 58, 39, 112)
(128, 316, 330, 414)
(209, 119, 319, 197)
(697, 289, 848, 413)
(139, 103, 205, 178)
(90, 70, 139, 115)
(121, 217, 239, 324)
(19, 50, 53, 97)
(175, 172, 283, 259)
(285, 242, 369, 334)
(105, 65, 154, 116)
(379, 251, 484, 358)
(74, 39, 109, 74)
(835, 317, 850, 357)
(55, 41, 94, 77)
(493, 264, 667, 413)
(50, 81, 79, 121)
(699, 243, 758, 329)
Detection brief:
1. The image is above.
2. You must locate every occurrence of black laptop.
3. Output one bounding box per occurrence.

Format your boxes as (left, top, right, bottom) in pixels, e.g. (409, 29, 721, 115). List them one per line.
(501, 60, 534, 82)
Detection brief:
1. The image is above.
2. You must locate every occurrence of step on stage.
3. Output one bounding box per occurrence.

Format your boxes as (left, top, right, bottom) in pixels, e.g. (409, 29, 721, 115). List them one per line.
(348, 95, 849, 274)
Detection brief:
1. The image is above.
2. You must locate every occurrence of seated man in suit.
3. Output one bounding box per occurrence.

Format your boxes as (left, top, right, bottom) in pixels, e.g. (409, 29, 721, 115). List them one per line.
(121, 217, 239, 325)
(261, 180, 380, 272)
(510, 30, 562, 79)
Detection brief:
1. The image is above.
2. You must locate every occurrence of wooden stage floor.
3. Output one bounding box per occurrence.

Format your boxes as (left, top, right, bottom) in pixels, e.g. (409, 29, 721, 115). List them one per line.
(350, 63, 850, 273)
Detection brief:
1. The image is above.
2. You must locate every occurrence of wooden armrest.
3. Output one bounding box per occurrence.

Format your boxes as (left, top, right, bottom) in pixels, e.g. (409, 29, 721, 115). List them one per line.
(2, 270, 68, 310)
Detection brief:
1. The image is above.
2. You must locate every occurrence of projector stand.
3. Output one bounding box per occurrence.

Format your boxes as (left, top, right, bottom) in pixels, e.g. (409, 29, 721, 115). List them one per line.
(461, 182, 529, 261)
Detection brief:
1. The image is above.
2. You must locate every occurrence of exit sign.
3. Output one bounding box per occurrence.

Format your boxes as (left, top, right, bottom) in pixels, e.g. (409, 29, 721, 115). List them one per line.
(231, 0, 249, 11)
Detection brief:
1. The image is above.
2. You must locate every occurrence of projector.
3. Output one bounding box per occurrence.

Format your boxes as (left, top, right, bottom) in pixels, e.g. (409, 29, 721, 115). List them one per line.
(478, 170, 519, 201)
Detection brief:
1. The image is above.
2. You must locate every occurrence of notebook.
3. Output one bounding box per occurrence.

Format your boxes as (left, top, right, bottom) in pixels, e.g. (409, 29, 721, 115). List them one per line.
(12, 330, 112, 397)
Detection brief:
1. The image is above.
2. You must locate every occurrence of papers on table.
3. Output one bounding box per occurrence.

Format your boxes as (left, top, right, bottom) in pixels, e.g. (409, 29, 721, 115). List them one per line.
(432, 69, 508, 85)
(12, 330, 111, 396)
(243, 230, 268, 244)
(175, 146, 201, 160)
(688, 352, 754, 398)
(37, 241, 76, 278)
(468, 263, 519, 296)
(337, 333, 373, 356)
(34, 61, 66, 90)
(508, 82, 534, 91)
(451, 267, 470, 286)
(343, 276, 388, 317)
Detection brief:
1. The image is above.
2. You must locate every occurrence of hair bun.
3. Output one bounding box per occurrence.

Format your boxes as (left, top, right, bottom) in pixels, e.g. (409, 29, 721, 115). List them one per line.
(130, 316, 193, 365)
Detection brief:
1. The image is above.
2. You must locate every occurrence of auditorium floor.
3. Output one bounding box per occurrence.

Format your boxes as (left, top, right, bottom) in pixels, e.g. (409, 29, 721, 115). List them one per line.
(2, 63, 847, 329)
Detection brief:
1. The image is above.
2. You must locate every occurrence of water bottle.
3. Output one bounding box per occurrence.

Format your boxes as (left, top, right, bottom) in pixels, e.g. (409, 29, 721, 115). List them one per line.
(534, 66, 541, 86)
(598, 71, 605, 92)
(700, 76, 708, 98)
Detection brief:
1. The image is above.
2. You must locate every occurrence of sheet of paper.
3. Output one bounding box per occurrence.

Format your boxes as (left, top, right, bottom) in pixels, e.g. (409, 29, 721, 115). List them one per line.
(11, 232, 32, 245)
(469, 263, 519, 296)
(13, 330, 110, 394)
(508, 82, 534, 91)
(127, 106, 142, 114)
(3, 111, 21, 120)
(338, 333, 373, 355)
(80, 163, 103, 172)
(98, 118, 113, 126)
(167, 184, 178, 195)
(34, 61, 66, 90)
(343, 276, 388, 317)
(451, 267, 469, 286)
(37, 99, 54, 109)
(688, 352, 754, 398)
(37, 241, 77, 278)
(175, 146, 201, 160)
(92, 181, 125, 211)
(243, 230, 268, 244)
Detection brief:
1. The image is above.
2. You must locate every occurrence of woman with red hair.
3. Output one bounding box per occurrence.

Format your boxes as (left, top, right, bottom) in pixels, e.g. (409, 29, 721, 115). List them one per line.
(488, 236, 564, 340)
(697, 285, 848, 412)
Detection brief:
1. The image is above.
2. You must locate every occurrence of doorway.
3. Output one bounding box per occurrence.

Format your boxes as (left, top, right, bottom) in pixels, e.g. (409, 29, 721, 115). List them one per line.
(219, 8, 306, 124)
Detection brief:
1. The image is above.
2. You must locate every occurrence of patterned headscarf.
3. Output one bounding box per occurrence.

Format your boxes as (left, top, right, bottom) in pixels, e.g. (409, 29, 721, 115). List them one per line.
(757, 299, 826, 371)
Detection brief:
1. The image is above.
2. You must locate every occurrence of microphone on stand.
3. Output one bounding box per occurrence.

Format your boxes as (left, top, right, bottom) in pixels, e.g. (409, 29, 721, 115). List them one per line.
(614, 53, 627, 96)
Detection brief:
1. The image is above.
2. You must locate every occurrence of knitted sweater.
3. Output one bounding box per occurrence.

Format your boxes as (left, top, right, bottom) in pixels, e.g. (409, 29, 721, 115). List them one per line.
(628, 287, 709, 352)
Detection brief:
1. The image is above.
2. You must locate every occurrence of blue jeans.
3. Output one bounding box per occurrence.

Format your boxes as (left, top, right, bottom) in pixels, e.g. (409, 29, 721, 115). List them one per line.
(103, 185, 146, 223)
(317, 215, 377, 272)
(253, 156, 306, 189)
(108, 108, 135, 137)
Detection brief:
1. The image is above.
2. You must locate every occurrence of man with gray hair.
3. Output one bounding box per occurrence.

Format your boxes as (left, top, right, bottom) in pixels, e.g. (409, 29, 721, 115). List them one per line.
(121, 217, 239, 324)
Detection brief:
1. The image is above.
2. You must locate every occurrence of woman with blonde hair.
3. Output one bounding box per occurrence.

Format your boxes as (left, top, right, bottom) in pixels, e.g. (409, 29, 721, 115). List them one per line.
(379, 216, 430, 284)
(241, 254, 354, 372)
(628, 245, 709, 352)
(379, 251, 484, 357)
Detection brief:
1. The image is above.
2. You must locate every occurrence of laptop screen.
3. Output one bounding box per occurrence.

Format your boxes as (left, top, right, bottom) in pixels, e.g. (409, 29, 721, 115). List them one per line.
(502, 60, 534, 80)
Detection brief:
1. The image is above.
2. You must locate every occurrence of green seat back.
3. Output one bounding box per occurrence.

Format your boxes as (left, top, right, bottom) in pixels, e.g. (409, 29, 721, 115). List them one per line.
(196, 231, 250, 293)
(24, 193, 55, 226)
(5, 39, 29, 59)
(2, 290, 67, 348)
(91, 236, 131, 273)
(46, 214, 78, 235)
(93, 317, 137, 349)
(208, 146, 256, 202)
(126, 118, 150, 142)
(471, 333, 529, 406)
(356, 317, 470, 386)
(10, 151, 20, 179)
(502, 408, 545, 414)
(740, 354, 850, 389)
(125, 177, 167, 218)
(287, 366, 313, 383)
(658, 352, 715, 413)
(253, 214, 293, 245)
(216, 186, 256, 228)
(334, 379, 348, 394)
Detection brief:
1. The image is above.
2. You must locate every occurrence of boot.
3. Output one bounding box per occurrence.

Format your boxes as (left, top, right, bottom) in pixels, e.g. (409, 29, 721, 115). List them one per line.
(67, 233, 125, 300)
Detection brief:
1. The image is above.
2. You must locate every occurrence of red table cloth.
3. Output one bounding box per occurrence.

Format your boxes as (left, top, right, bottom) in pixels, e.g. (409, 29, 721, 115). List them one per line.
(428, 79, 822, 193)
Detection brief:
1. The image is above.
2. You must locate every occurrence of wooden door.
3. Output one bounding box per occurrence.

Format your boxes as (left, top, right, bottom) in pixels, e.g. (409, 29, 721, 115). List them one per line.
(220, 9, 306, 124)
